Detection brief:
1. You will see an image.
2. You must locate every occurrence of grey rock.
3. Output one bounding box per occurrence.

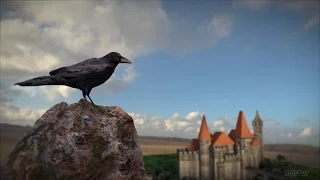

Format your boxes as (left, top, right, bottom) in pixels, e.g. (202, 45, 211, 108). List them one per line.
(5, 99, 147, 180)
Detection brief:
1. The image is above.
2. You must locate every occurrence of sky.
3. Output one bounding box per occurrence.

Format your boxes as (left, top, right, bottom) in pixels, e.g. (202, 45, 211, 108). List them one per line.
(0, 0, 319, 146)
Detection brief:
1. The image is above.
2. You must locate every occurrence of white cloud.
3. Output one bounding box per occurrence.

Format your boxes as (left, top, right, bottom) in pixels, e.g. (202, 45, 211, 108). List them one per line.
(264, 126, 319, 146)
(213, 120, 224, 127)
(184, 127, 195, 132)
(38, 86, 76, 102)
(171, 113, 180, 120)
(128, 111, 203, 138)
(164, 120, 191, 132)
(0, 0, 170, 101)
(299, 127, 312, 137)
(212, 116, 237, 134)
(128, 113, 149, 128)
(164, 120, 174, 132)
(0, 103, 46, 126)
(185, 111, 200, 121)
(134, 118, 144, 126)
(1, 1, 235, 112)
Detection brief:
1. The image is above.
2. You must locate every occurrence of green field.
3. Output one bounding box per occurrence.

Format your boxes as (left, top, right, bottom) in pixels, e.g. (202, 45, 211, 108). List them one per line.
(143, 154, 179, 180)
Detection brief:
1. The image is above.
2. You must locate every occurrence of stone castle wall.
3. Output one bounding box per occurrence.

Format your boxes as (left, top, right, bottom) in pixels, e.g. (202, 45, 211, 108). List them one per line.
(223, 154, 241, 180)
(177, 149, 199, 179)
(210, 146, 242, 180)
(199, 140, 211, 179)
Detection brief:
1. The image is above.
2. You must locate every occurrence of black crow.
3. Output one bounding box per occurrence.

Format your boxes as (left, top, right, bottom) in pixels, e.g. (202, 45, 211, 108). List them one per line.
(15, 52, 132, 104)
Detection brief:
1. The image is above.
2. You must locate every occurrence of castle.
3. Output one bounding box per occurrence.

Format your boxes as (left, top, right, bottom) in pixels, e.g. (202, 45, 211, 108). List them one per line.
(177, 110, 264, 180)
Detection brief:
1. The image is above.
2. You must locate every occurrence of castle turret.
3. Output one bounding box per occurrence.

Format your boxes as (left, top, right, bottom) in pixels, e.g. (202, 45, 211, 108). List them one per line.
(234, 111, 253, 179)
(198, 115, 211, 180)
(234, 111, 253, 139)
(252, 110, 264, 162)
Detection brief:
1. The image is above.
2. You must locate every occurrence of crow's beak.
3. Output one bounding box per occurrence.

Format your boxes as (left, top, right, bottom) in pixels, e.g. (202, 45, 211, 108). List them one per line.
(120, 56, 132, 64)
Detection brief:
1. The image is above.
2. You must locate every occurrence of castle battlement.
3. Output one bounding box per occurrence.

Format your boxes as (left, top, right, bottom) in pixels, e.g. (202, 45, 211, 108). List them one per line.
(211, 145, 228, 150)
(224, 153, 240, 162)
(211, 145, 231, 154)
(177, 148, 199, 155)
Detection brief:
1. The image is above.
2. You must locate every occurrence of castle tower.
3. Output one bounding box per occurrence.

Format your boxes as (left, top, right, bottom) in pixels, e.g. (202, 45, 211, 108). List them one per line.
(234, 111, 253, 179)
(252, 110, 264, 162)
(198, 115, 211, 180)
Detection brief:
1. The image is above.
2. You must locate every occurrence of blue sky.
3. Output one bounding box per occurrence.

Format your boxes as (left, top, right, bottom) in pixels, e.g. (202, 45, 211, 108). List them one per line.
(0, 0, 319, 146)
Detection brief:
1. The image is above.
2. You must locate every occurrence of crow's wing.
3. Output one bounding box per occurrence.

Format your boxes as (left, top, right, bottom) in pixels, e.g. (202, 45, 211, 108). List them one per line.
(49, 58, 102, 76)
(58, 63, 112, 82)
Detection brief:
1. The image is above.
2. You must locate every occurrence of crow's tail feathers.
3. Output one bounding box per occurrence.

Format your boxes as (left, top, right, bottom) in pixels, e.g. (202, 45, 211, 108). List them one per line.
(15, 76, 66, 86)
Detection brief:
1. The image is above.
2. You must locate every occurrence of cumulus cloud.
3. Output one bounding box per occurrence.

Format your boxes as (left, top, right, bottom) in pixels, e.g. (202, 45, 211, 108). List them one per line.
(129, 111, 204, 138)
(128, 111, 244, 138)
(219, 126, 225, 132)
(38, 86, 77, 102)
(0, 1, 169, 94)
(184, 127, 195, 132)
(185, 111, 201, 121)
(212, 116, 237, 133)
(264, 125, 319, 146)
(213, 120, 224, 127)
(299, 127, 312, 137)
(0, 103, 46, 126)
(0, 0, 171, 125)
(171, 113, 180, 121)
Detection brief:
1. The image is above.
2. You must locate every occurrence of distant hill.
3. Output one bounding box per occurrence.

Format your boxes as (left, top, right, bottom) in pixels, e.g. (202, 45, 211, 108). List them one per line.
(0, 123, 32, 142)
(264, 143, 319, 156)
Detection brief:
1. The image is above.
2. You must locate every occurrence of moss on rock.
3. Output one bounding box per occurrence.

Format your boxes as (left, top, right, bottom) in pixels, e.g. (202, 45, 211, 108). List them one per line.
(87, 136, 108, 177)
(28, 165, 56, 180)
(79, 98, 106, 114)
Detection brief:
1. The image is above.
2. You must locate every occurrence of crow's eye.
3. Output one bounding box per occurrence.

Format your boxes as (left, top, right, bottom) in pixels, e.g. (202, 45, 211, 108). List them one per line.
(118, 54, 121, 58)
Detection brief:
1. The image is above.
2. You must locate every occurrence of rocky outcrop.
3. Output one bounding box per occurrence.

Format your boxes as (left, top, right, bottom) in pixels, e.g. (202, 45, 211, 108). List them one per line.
(5, 99, 147, 180)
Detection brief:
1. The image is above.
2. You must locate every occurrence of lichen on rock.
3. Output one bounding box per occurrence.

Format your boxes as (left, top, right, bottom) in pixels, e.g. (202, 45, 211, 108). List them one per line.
(5, 99, 147, 180)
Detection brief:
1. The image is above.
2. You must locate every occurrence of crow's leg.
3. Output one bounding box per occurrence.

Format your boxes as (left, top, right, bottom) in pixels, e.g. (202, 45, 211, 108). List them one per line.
(82, 91, 88, 101)
(87, 89, 95, 105)
(87, 94, 95, 105)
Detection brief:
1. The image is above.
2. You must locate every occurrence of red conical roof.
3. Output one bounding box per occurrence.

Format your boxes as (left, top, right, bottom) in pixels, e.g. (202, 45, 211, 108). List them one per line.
(211, 132, 235, 146)
(234, 111, 253, 138)
(198, 115, 212, 140)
